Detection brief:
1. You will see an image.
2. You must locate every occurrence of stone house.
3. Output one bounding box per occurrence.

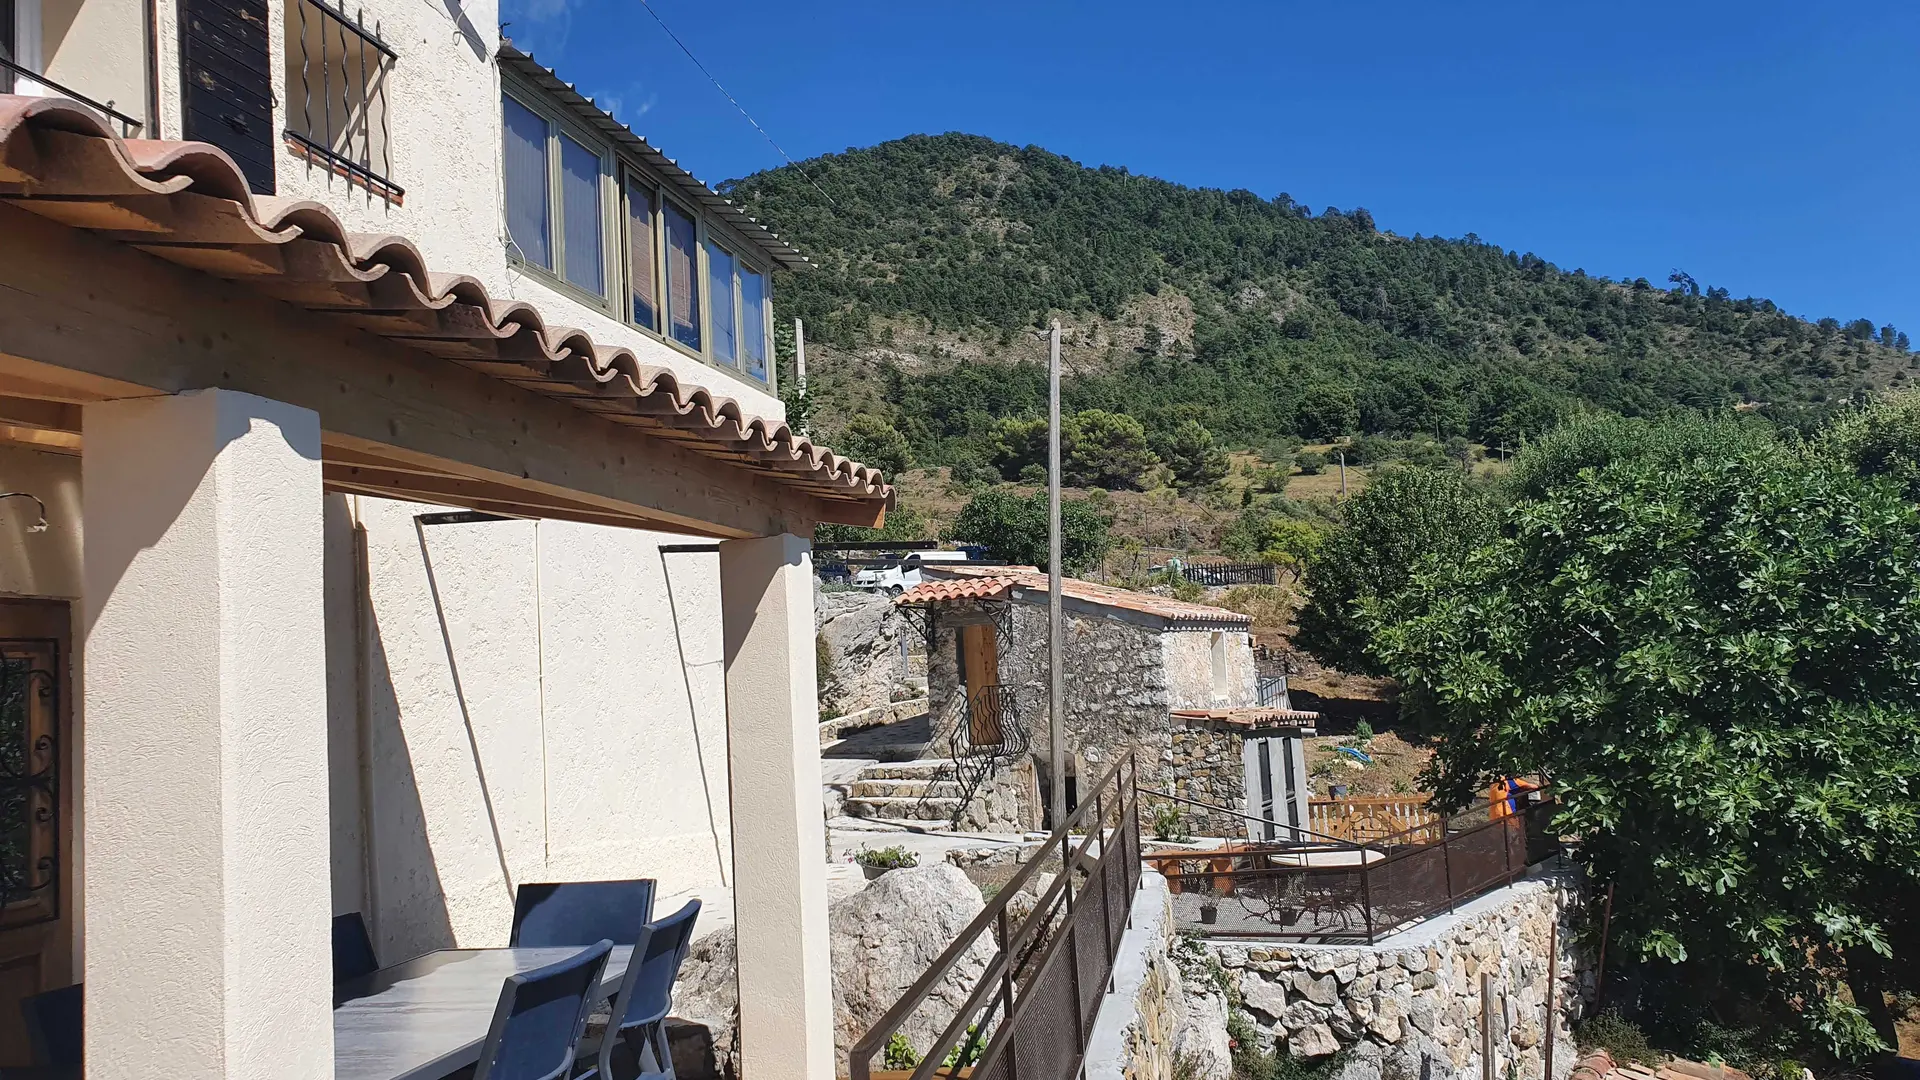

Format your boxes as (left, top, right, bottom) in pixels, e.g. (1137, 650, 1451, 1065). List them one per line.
(898, 567, 1312, 835)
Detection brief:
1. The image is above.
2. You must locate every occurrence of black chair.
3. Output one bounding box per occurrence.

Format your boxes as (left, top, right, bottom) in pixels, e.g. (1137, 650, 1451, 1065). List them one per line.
(581, 900, 701, 1080)
(333, 912, 380, 984)
(509, 880, 656, 948)
(472, 939, 613, 1080)
(20, 983, 80, 1068)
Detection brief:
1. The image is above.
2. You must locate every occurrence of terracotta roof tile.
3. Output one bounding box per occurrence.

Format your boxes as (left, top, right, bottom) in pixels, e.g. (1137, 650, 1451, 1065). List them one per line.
(911, 565, 1252, 626)
(894, 577, 1016, 605)
(0, 95, 889, 507)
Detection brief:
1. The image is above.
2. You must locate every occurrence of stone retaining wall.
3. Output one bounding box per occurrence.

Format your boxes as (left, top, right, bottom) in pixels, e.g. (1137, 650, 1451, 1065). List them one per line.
(1211, 874, 1587, 1080)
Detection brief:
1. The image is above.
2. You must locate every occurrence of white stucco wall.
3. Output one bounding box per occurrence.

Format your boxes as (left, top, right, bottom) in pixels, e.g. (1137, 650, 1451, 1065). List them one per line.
(128, 0, 785, 420)
(1160, 628, 1257, 710)
(332, 495, 734, 962)
(262, 0, 787, 421)
(0, 446, 81, 600)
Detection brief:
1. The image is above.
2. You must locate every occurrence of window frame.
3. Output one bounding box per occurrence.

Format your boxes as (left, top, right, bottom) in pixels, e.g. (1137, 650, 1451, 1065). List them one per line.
(501, 77, 778, 391)
(501, 84, 615, 312)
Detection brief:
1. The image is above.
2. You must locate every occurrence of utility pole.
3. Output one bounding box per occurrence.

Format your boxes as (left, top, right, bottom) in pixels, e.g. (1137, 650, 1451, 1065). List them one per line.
(1047, 321, 1066, 830)
(1337, 439, 1348, 500)
(793, 317, 808, 436)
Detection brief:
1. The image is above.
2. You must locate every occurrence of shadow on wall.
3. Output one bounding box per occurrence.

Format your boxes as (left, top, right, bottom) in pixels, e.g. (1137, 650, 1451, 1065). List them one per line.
(363, 591, 458, 961)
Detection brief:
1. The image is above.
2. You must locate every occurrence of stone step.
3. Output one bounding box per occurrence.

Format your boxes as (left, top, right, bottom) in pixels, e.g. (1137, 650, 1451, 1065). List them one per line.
(832, 815, 956, 834)
(858, 758, 959, 781)
(846, 794, 962, 821)
(850, 778, 964, 800)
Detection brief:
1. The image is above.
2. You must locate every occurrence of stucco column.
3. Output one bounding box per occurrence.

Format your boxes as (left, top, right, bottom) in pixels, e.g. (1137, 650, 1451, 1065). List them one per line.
(718, 533, 833, 1080)
(81, 389, 331, 1080)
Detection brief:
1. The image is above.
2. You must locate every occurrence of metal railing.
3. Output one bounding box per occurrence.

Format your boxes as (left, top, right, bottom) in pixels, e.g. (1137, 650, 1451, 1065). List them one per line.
(1150, 788, 1559, 943)
(286, 0, 402, 201)
(1182, 562, 1276, 587)
(0, 59, 143, 136)
(851, 752, 1143, 1080)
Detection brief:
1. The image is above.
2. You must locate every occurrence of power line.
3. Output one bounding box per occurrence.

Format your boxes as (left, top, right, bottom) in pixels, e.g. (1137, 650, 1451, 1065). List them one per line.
(634, 0, 838, 208)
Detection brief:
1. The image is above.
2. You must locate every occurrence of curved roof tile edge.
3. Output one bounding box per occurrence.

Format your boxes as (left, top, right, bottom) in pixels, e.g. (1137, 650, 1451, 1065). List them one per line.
(0, 94, 891, 505)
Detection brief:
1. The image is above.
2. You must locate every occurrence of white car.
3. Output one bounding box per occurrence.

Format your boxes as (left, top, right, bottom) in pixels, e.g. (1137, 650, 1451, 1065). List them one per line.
(853, 550, 973, 595)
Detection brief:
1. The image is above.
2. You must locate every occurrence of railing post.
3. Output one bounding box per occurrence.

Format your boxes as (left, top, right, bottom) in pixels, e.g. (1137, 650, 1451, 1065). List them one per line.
(996, 907, 1018, 1080)
(1359, 853, 1376, 944)
(1095, 787, 1115, 990)
(1443, 828, 1456, 914)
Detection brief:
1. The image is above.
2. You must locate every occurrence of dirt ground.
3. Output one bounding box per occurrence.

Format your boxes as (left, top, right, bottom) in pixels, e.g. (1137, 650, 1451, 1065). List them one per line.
(1305, 729, 1433, 797)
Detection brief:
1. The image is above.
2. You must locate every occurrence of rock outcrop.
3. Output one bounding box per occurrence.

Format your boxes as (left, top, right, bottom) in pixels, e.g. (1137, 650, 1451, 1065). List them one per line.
(816, 586, 919, 721)
(667, 863, 993, 1078)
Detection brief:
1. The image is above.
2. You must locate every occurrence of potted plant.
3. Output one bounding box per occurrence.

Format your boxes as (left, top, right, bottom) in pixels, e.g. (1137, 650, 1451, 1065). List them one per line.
(854, 845, 919, 880)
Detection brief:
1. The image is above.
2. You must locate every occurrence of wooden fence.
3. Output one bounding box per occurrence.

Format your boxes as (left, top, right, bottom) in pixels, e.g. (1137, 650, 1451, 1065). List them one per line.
(1308, 794, 1439, 844)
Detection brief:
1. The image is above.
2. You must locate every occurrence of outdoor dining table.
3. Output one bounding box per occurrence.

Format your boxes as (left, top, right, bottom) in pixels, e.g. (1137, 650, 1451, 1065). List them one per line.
(333, 945, 633, 1080)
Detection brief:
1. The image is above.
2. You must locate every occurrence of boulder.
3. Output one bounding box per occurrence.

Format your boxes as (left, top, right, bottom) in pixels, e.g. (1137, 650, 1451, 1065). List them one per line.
(667, 863, 993, 1078)
(828, 864, 996, 1063)
(816, 586, 913, 718)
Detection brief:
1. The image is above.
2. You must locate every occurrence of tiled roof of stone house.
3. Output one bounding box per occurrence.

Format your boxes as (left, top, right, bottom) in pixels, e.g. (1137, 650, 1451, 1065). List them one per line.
(897, 565, 1252, 629)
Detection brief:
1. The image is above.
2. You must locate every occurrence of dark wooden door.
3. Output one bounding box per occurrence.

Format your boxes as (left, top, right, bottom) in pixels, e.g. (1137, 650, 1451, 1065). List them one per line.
(178, 0, 275, 193)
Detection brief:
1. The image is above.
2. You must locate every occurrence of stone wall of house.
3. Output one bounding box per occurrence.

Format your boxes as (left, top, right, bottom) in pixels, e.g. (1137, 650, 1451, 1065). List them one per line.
(1164, 715, 1247, 838)
(1210, 875, 1585, 1080)
(1160, 628, 1259, 710)
(928, 600, 1176, 783)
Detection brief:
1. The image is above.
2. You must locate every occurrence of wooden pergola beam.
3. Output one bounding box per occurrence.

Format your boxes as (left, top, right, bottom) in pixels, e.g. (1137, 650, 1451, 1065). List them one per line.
(0, 203, 885, 537)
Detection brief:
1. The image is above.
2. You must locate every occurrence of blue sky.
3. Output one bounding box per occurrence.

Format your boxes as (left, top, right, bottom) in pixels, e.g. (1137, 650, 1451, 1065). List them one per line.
(502, 1, 1920, 334)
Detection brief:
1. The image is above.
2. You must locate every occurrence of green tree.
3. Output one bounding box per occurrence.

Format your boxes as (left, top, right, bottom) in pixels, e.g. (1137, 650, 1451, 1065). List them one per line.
(1368, 439, 1920, 1059)
(1295, 466, 1495, 675)
(1257, 519, 1326, 581)
(989, 416, 1049, 481)
(1296, 384, 1359, 440)
(1813, 388, 1920, 498)
(946, 487, 1113, 575)
(1155, 419, 1229, 488)
(1063, 410, 1158, 489)
(1294, 450, 1326, 475)
(836, 413, 912, 477)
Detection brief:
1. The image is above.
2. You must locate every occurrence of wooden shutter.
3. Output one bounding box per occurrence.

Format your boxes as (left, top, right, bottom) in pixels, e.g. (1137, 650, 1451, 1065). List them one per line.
(178, 0, 274, 194)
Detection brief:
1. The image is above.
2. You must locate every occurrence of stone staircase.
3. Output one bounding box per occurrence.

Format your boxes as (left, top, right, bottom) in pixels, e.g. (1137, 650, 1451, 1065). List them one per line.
(843, 759, 964, 827)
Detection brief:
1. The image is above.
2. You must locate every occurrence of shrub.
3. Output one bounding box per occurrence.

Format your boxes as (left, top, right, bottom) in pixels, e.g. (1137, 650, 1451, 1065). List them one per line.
(1150, 801, 1192, 842)
(1574, 1009, 1655, 1066)
(883, 1032, 920, 1070)
(1294, 450, 1326, 475)
(854, 845, 919, 870)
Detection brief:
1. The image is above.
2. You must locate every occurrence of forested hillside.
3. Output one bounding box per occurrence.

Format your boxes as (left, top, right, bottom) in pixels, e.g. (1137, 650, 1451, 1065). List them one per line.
(728, 133, 1913, 471)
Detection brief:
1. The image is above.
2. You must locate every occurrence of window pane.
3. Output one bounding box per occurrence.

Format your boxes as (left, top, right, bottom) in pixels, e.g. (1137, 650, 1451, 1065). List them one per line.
(559, 133, 603, 295)
(740, 265, 767, 381)
(502, 94, 551, 269)
(706, 239, 736, 365)
(625, 180, 657, 330)
(663, 202, 701, 350)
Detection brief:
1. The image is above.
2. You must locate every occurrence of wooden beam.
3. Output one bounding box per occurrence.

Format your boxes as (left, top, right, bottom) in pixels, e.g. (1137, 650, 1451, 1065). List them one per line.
(0, 203, 880, 536)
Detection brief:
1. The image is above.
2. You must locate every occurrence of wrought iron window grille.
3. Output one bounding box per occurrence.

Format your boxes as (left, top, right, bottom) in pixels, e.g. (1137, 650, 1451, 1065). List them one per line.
(285, 0, 403, 203)
(0, 641, 58, 926)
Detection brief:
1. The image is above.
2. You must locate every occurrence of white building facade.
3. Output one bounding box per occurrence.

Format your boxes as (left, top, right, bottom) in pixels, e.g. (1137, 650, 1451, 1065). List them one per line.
(0, 0, 874, 1075)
